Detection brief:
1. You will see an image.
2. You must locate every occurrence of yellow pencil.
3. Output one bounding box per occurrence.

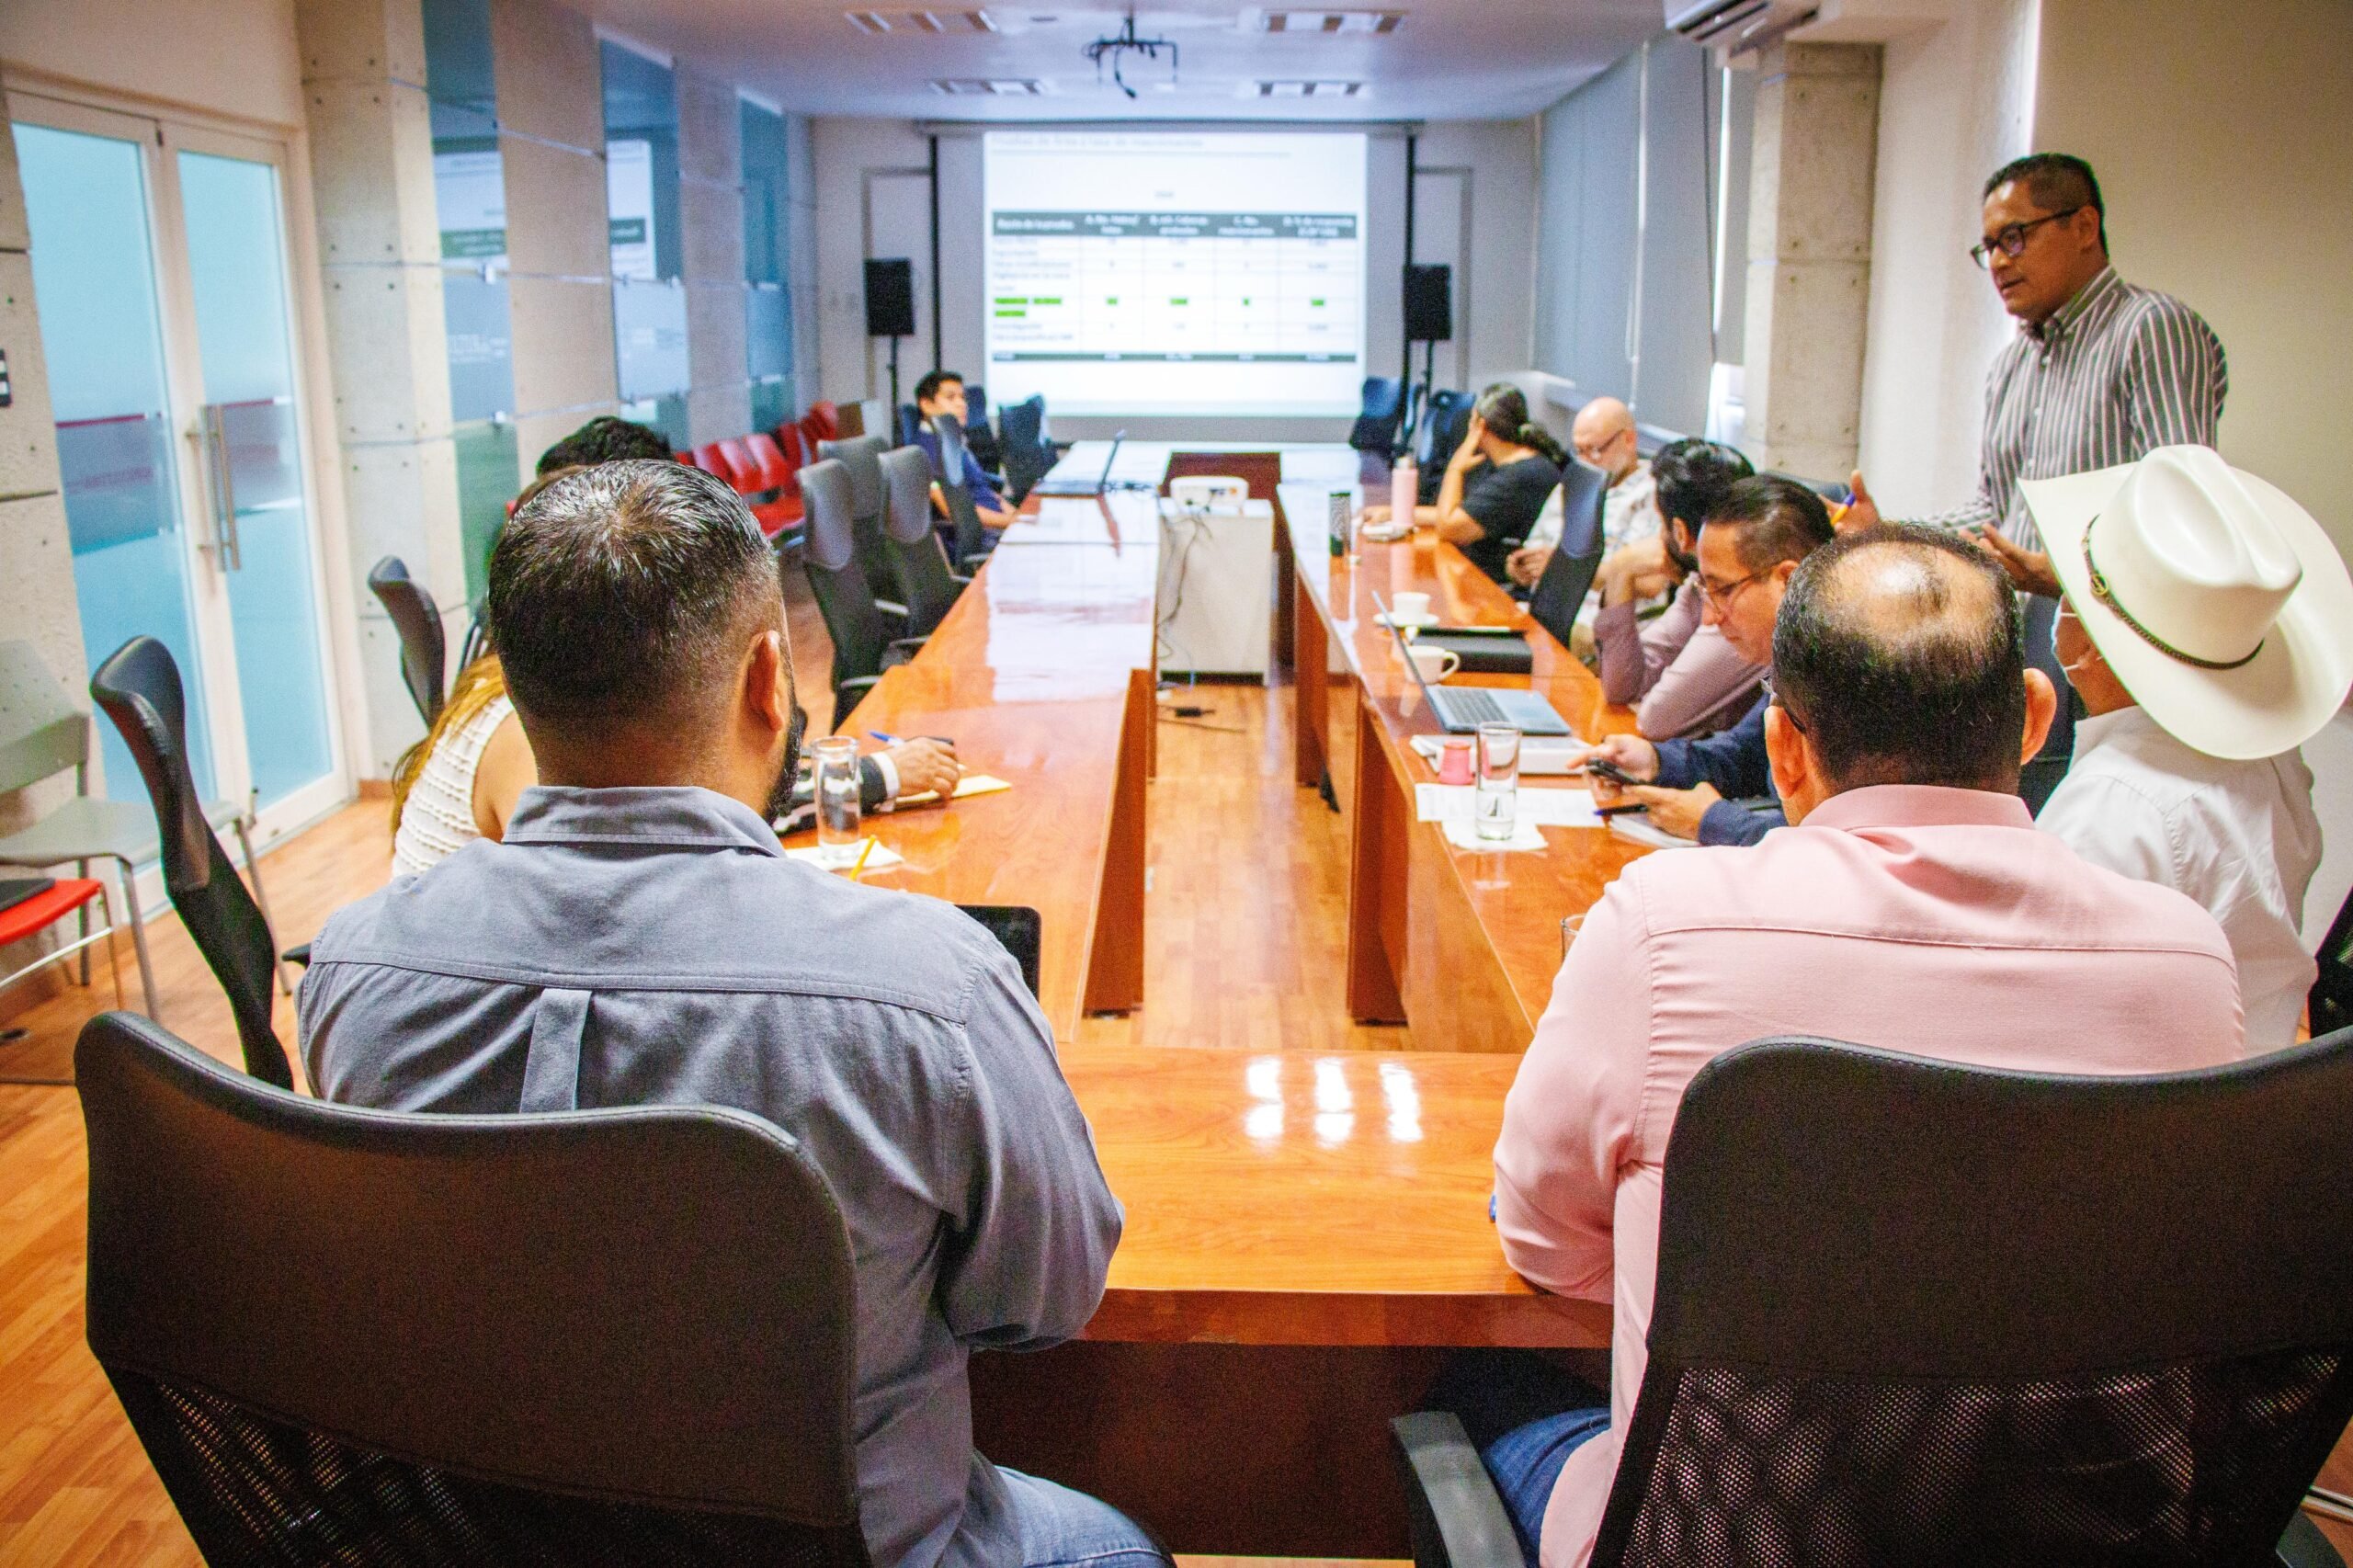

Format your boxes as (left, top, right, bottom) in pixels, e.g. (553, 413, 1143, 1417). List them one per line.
(847, 836, 877, 881)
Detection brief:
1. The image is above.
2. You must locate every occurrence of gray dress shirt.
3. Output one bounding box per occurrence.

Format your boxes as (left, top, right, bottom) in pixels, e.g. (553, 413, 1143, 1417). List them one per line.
(301, 785, 1123, 1568)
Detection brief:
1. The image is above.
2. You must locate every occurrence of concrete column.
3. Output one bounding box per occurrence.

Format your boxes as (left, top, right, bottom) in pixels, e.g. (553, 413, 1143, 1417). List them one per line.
(1742, 41, 1882, 482)
(491, 0, 618, 478)
(295, 0, 465, 778)
(679, 66, 750, 445)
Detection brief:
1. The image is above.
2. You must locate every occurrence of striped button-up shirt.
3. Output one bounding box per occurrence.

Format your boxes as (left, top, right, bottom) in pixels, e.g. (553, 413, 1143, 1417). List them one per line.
(1925, 265, 2228, 550)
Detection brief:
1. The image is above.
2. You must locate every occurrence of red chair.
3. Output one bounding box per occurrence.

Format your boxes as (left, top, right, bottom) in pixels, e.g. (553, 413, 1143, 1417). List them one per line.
(800, 401, 840, 448)
(716, 438, 761, 497)
(0, 875, 123, 1011)
(690, 442, 745, 488)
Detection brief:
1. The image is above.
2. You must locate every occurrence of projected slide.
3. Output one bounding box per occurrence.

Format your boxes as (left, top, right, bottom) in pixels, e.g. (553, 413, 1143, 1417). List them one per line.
(983, 131, 1368, 417)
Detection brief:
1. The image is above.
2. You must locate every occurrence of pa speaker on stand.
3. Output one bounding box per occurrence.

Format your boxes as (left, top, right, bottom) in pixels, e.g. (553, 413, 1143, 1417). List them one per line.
(865, 257, 916, 413)
(1402, 263, 1451, 443)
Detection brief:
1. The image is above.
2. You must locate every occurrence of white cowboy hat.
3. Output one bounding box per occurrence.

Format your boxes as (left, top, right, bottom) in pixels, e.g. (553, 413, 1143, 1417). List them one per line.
(2024, 444, 2353, 760)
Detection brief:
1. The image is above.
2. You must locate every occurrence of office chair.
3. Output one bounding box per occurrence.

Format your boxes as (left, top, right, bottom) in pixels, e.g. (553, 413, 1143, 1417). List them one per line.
(819, 433, 902, 603)
(744, 430, 806, 544)
(1349, 376, 1406, 461)
(77, 1009, 871, 1566)
(956, 905, 1041, 999)
(2309, 885, 2353, 1038)
(963, 383, 1006, 477)
(1394, 1030, 2353, 1568)
(880, 444, 969, 637)
(798, 459, 926, 718)
(998, 395, 1054, 506)
(931, 411, 993, 571)
(366, 556, 447, 727)
(895, 402, 922, 447)
(87, 637, 295, 1088)
(800, 400, 841, 447)
(1524, 458, 1611, 645)
(1416, 390, 1473, 506)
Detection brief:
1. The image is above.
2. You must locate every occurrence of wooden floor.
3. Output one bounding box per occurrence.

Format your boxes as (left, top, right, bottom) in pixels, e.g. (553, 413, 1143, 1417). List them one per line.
(2, 563, 2347, 1556)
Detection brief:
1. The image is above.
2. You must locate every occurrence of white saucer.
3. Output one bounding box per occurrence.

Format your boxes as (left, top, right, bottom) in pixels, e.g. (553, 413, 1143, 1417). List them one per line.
(1375, 610, 1441, 631)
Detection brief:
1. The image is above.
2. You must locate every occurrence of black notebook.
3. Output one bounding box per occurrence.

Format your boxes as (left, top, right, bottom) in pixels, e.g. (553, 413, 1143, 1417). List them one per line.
(1411, 629, 1533, 676)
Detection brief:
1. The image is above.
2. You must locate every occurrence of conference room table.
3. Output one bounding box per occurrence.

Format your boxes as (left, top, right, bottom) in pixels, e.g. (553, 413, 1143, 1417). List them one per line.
(784, 449, 1639, 1554)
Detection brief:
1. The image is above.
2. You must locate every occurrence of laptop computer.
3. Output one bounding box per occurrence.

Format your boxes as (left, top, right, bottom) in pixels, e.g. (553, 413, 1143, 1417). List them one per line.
(1029, 432, 1124, 496)
(1372, 592, 1574, 735)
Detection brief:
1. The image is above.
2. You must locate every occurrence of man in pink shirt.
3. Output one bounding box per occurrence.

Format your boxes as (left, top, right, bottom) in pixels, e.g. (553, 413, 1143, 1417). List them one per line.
(1484, 524, 2245, 1567)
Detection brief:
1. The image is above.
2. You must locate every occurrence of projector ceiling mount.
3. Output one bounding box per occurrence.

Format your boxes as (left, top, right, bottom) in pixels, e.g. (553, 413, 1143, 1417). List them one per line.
(1084, 11, 1178, 98)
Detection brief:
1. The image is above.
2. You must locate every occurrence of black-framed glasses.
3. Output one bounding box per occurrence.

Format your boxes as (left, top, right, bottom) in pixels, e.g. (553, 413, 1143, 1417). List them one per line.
(1695, 564, 1772, 612)
(1969, 206, 2083, 268)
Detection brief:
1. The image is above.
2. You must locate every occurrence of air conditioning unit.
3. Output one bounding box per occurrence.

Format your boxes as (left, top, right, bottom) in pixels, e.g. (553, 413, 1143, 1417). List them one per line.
(1664, 0, 1819, 54)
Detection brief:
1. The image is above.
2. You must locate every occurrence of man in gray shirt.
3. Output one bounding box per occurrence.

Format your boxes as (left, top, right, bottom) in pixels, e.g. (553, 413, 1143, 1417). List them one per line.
(301, 460, 1156, 1568)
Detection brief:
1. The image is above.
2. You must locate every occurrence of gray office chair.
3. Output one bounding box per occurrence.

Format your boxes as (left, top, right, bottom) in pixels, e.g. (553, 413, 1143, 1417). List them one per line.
(818, 433, 901, 604)
(998, 395, 1054, 506)
(0, 639, 272, 1022)
(930, 411, 993, 571)
(366, 555, 446, 727)
(1396, 1031, 2353, 1568)
(798, 458, 926, 717)
(1525, 457, 1612, 645)
(880, 444, 969, 638)
(1349, 376, 1406, 461)
(78, 1009, 871, 1565)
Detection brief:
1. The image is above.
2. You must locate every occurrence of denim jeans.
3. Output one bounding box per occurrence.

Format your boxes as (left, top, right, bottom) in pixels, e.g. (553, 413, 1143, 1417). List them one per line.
(1423, 1349, 1613, 1561)
(997, 1468, 1170, 1568)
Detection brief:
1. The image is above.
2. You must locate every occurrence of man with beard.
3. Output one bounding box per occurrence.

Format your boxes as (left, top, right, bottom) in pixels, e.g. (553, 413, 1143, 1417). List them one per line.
(301, 460, 1157, 1568)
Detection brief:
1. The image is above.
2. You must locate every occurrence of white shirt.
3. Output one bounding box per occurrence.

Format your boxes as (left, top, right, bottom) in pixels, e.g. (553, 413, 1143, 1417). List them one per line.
(391, 695, 513, 880)
(2038, 705, 2323, 1049)
(1526, 460, 1658, 555)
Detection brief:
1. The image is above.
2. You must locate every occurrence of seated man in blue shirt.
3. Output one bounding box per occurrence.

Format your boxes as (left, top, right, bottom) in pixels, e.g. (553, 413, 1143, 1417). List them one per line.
(914, 370, 1018, 545)
(301, 460, 1160, 1568)
(1585, 477, 1836, 846)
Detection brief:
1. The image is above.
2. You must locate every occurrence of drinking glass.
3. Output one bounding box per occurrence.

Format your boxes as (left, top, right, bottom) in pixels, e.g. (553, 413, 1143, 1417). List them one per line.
(813, 735, 863, 868)
(1475, 722, 1520, 842)
(1561, 913, 1586, 960)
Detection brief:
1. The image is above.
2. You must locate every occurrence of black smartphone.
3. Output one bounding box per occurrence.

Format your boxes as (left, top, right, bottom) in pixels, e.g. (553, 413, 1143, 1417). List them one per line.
(1585, 757, 1639, 786)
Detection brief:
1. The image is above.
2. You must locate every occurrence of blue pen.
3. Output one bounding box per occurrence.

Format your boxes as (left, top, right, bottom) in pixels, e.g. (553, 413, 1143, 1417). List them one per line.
(870, 731, 955, 745)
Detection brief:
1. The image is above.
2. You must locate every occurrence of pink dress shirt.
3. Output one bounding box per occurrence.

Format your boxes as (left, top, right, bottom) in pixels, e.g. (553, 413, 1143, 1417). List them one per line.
(1592, 578, 1766, 740)
(1493, 785, 2245, 1568)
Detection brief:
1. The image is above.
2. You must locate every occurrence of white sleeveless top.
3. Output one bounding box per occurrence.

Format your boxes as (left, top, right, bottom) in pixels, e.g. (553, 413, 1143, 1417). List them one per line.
(391, 695, 515, 881)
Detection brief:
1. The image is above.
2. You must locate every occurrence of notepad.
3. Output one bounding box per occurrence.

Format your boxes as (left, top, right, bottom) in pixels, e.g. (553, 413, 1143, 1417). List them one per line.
(896, 773, 1014, 808)
(783, 838, 906, 873)
(1415, 783, 1603, 830)
(1608, 814, 1699, 851)
(1409, 734, 1591, 776)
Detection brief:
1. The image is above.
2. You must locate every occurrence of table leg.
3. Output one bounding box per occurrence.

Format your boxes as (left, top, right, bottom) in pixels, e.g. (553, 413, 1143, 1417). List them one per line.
(1292, 573, 1328, 789)
(1347, 687, 1407, 1024)
(1086, 667, 1151, 1014)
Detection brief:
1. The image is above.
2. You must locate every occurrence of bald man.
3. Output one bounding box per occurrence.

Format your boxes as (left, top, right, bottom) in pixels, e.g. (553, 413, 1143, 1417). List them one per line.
(1507, 395, 1658, 589)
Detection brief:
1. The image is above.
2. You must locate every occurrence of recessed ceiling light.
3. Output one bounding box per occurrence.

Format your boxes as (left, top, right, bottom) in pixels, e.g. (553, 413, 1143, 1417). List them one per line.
(847, 9, 1000, 34)
(1255, 78, 1365, 96)
(928, 76, 1047, 94)
(1253, 9, 1404, 33)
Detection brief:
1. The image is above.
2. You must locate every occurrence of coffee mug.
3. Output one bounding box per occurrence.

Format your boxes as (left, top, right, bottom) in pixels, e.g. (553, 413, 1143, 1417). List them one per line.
(1407, 643, 1461, 684)
(1391, 591, 1432, 621)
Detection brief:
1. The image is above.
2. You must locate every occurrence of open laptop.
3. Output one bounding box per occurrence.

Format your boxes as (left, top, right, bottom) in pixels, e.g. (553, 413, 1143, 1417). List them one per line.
(1029, 432, 1125, 496)
(1372, 592, 1574, 735)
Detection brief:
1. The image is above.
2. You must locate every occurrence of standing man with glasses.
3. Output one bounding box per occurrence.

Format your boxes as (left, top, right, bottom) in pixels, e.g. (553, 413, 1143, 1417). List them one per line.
(1842, 153, 2228, 809)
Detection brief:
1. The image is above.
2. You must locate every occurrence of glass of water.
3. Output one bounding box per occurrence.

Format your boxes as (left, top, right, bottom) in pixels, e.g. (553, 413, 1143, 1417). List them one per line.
(1476, 722, 1520, 842)
(813, 735, 863, 868)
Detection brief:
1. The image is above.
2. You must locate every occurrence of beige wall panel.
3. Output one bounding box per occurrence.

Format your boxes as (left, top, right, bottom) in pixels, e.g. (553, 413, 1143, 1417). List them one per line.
(0, 121, 29, 253)
(0, 491, 87, 751)
(304, 79, 439, 267)
(338, 437, 463, 605)
(0, 0, 309, 128)
(687, 385, 754, 449)
(319, 265, 453, 444)
(488, 0, 603, 153)
(294, 0, 425, 86)
(687, 279, 747, 391)
(0, 252, 59, 501)
(512, 404, 622, 481)
(676, 69, 740, 187)
(501, 135, 609, 280)
(508, 276, 618, 416)
(680, 177, 745, 287)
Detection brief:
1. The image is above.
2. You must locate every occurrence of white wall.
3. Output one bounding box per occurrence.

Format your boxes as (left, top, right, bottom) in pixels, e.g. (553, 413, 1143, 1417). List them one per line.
(809, 116, 1537, 443)
(1847, 0, 2039, 516)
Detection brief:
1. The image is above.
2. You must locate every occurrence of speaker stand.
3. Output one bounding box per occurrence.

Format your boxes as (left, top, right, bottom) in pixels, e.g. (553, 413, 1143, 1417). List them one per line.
(886, 334, 903, 417)
(1405, 336, 1438, 445)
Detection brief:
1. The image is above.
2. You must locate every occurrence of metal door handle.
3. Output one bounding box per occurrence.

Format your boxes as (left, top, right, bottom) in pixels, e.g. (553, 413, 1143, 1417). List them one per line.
(198, 403, 242, 571)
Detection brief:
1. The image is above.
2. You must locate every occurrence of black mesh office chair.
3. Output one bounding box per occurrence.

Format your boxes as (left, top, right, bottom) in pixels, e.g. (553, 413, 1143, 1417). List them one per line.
(931, 411, 993, 571)
(1525, 457, 1612, 645)
(1416, 390, 1474, 505)
(366, 555, 447, 727)
(957, 904, 1041, 998)
(880, 444, 968, 637)
(77, 1009, 870, 1566)
(818, 434, 901, 605)
(895, 402, 922, 447)
(1350, 377, 1407, 461)
(998, 395, 1053, 506)
(963, 383, 1005, 477)
(799, 459, 925, 719)
(88, 637, 295, 1088)
(2310, 886, 2353, 1038)
(1395, 1031, 2353, 1568)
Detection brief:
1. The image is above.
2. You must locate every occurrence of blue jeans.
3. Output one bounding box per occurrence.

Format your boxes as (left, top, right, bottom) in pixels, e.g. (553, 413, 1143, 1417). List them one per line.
(998, 1467, 1170, 1568)
(1423, 1350, 1612, 1561)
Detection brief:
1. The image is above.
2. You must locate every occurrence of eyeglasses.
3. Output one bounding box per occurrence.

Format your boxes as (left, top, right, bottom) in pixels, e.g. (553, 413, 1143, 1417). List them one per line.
(1695, 565, 1772, 611)
(1969, 206, 2083, 269)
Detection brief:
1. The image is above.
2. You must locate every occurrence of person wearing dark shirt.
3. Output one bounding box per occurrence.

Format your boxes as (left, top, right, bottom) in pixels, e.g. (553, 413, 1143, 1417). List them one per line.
(1586, 477, 1837, 845)
(913, 370, 1016, 530)
(1360, 382, 1566, 585)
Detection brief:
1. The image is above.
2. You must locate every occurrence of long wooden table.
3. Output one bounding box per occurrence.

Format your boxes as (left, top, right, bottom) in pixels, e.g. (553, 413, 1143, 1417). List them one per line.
(793, 455, 1623, 1555)
(1277, 483, 1649, 1052)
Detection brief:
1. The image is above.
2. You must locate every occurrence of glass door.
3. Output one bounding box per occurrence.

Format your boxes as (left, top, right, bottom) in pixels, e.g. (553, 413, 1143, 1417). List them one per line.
(11, 97, 344, 835)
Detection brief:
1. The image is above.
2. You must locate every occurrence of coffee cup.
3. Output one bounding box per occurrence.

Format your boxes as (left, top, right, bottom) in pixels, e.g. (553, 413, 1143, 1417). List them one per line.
(1391, 591, 1432, 622)
(1406, 643, 1461, 684)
